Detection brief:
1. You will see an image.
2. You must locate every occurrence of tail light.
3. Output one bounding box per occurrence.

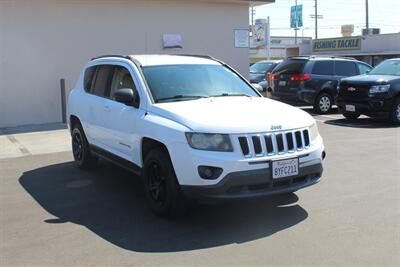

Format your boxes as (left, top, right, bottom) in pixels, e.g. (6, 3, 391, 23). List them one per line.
(267, 73, 275, 82)
(290, 74, 311, 82)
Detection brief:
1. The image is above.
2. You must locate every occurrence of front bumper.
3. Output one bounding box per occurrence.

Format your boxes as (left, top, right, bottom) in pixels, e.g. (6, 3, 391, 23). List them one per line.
(337, 96, 393, 116)
(181, 161, 323, 200)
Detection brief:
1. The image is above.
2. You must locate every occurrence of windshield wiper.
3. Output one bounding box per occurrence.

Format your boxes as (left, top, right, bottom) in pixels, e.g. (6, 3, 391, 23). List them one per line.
(211, 93, 251, 97)
(156, 95, 208, 103)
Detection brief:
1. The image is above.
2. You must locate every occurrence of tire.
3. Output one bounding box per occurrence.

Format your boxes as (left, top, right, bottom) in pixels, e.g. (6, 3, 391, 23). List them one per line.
(142, 148, 186, 217)
(314, 93, 333, 114)
(390, 97, 400, 125)
(71, 123, 98, 169)
(342, 112, 360, 120)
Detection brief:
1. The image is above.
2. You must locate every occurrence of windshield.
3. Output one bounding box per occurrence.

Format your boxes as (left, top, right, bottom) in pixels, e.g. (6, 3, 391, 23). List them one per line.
(369, 60, 400, 76)
(142, 64, 259, 103)
(250, 62, 275, 74)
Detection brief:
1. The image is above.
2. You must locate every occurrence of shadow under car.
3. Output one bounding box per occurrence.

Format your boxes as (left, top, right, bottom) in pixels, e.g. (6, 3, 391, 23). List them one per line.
(19, 160, 308, 252)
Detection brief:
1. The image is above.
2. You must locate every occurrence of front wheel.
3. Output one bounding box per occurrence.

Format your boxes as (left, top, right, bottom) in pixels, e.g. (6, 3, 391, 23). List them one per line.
(314, 93, 333, 114)
(390, 97, 400, 125)
(342, 112, 360, 120)
(142, 148, 186, 217)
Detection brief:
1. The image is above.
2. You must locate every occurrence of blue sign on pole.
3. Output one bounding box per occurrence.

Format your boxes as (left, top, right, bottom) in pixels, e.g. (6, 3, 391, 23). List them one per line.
(290, 4, 303, 29)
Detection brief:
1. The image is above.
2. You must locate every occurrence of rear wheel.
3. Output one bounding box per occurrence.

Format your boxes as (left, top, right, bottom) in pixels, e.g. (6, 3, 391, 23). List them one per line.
(390, 97, 400, 125)
(71, 123, 98, 169)
(314, 93, 333, 114)
(142, 148, 186, 217)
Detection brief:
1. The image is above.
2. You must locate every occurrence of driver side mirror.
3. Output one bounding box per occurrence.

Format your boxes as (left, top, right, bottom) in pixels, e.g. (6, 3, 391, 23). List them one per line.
(114, 88, 140, 108)
(252, 83, 265, 93)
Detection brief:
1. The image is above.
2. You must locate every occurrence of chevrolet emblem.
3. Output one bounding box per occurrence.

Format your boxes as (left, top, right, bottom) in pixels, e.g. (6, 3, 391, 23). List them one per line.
(347, 87, 356, 92)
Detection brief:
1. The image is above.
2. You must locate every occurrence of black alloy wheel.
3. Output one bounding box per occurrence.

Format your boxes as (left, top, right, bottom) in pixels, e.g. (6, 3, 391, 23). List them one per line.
(71, 124, 97, 169)
(143, 148, 186, 217)
(147, 160, 167, 205)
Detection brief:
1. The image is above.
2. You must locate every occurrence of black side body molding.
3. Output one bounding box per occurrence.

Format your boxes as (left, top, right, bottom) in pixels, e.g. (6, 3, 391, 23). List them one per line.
(90, 145, 142, 176)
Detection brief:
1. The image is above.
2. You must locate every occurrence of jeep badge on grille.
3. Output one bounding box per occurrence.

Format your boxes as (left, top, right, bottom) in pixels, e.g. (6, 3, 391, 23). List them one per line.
(271, 125, 282, 131)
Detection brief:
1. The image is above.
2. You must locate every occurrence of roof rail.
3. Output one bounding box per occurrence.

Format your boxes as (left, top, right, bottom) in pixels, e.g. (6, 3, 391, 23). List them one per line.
(288, 55, 356, 60)
(90, 54, 131, 61)
(173, 54, 213, 60)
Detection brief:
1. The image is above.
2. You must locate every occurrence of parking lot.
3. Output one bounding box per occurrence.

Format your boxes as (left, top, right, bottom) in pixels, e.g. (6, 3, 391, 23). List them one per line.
(1, 108, 399, 267)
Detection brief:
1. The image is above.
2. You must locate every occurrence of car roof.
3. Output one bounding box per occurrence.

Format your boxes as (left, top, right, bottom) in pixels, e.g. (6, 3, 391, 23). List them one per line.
(131, 54, 221, 67)
(253, 60, 282, 64)
(385, 58, 400, 61)
(91, 54, 221, 67)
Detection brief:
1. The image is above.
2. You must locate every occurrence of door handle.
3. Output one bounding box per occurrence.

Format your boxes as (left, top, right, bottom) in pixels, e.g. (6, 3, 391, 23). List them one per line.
(104, 106, 111, 112)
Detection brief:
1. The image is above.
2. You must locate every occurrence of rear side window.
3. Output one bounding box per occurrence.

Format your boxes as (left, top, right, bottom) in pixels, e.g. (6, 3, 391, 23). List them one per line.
(84, 66, 96, 92)
(335, 61, 358, 76)
(273, 60, 306, 74)
(312, 61, 334, 75)
(92, 65, 114, 97)
(358, 63, 371, 74)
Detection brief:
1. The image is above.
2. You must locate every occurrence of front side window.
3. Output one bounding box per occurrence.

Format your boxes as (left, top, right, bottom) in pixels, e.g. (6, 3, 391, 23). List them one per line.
(110, 66, 136, 98)
(335, 61, 358, 76)
(358, 63, 372, 75)
(92, 65, 114, 97)
(142, 64, 259, 103)
(312, 61, 334, 75)
(369, 60, 400, 76)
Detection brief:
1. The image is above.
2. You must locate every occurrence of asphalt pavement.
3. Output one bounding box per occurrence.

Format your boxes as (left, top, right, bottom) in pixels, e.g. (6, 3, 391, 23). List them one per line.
(1, 110, 399, 267)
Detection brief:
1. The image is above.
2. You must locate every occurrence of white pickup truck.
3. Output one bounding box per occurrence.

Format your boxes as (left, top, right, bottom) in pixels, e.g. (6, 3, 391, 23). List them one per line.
(67, 54, 326, 216)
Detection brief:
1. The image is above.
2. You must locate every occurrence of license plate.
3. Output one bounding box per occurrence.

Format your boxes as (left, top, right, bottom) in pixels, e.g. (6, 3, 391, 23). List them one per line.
(279, 80, 286, 86)
(272, 158, 299, 179)
(345, 104, 356, 112)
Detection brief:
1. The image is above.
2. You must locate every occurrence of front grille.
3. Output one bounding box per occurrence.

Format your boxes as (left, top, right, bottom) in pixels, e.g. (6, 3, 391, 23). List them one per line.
(237, 128, 310, 157)
(339, 83, 370, 99)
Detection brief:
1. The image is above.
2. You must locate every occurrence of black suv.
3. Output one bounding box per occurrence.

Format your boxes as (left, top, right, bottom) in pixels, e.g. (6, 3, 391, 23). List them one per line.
(337, 58, 400, 125)
(268, 56, 372, 114)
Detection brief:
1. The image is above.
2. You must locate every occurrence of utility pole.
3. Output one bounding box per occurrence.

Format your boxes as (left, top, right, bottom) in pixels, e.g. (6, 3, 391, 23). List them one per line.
(365, 0, 369, 30)
(251, 7, 255, 26)
(314, 0, 318, 40)
(294, 0, 298, 44)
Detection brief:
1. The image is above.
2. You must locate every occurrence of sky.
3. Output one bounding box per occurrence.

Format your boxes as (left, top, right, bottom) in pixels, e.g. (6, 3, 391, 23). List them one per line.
(251, 0, 400, 39)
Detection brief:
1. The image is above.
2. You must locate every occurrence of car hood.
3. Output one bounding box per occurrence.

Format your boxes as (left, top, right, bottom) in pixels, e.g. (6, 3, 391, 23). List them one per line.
(341, 74, 400, 84)
(149, 97, 314, 134)
(250, 73, 265, 83)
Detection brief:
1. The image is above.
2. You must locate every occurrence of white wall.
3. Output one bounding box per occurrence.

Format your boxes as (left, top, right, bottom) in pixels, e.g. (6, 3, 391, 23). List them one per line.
(0, 0, 250, 127)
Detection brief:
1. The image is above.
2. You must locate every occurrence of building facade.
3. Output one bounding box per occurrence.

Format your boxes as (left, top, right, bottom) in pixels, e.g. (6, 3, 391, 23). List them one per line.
(300, 33, 400, 66)
(250, 36, 312, 63)
(0, 0, 273, 128)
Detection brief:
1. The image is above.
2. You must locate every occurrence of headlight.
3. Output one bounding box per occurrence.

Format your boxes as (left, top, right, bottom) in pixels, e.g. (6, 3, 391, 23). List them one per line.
(309, 123, 319, 143)
(369, 84, 390, 94)
(185, 133, 233, 152)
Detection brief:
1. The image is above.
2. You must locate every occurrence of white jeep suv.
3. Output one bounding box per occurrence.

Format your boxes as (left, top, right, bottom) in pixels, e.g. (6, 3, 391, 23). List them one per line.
(67, 55, 326, 216)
